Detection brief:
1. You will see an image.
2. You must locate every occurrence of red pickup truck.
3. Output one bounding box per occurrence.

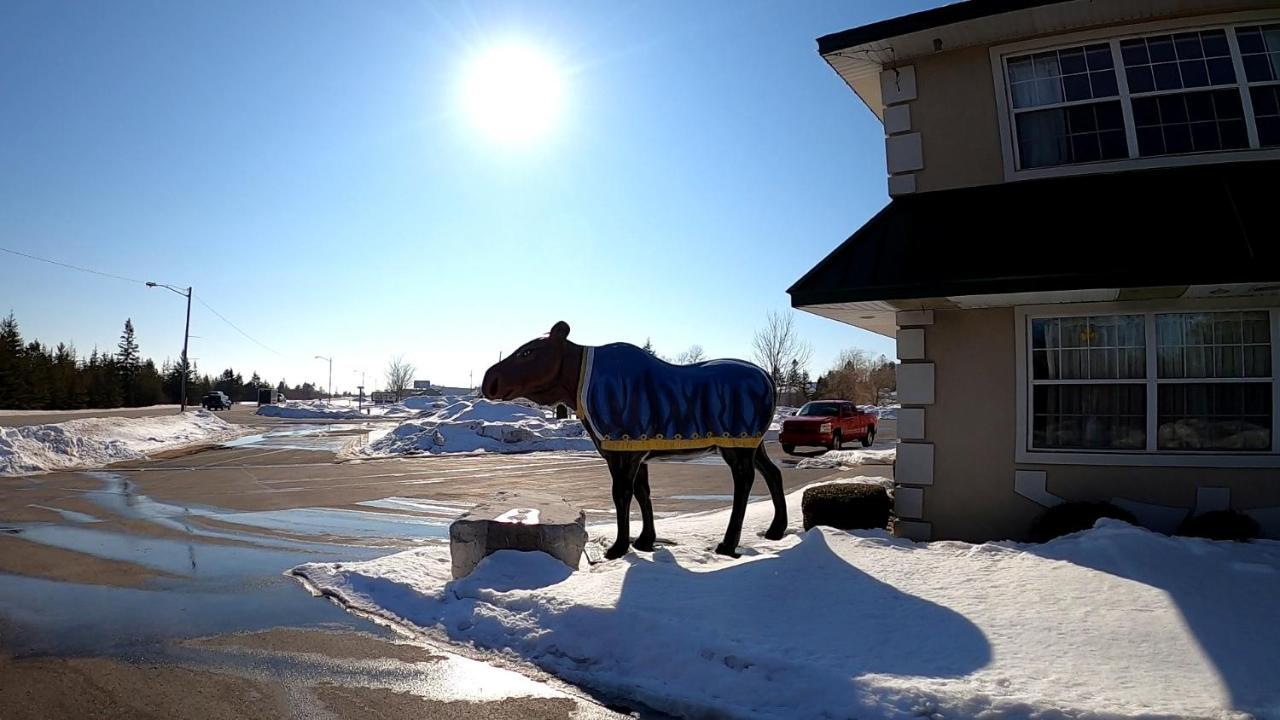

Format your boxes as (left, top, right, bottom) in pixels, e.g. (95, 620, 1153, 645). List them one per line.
(778, 400, 876, 454)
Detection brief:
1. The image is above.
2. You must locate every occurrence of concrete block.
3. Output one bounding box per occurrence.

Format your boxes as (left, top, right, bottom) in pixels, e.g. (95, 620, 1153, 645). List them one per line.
(897, 407, 924, 439)
(450, 493, 587, 578)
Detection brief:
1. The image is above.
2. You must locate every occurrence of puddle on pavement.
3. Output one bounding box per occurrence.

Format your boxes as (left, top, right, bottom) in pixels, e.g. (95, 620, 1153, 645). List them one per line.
(0, 473, 459, 656)
(79, 472, 458, 544)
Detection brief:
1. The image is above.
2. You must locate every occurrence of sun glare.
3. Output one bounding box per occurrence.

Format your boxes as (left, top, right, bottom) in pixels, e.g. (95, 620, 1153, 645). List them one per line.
(461, 44, 563, 144)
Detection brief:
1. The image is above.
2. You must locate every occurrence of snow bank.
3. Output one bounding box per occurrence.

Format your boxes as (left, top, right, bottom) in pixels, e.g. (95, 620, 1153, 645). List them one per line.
(0, 411, 238, 476)
(794, 445, 897, 469)
(294, 488, 1280, 720)
(357, 399, 594, 456)
(860, 403, 899, 420)
(257, 401, 370, 420)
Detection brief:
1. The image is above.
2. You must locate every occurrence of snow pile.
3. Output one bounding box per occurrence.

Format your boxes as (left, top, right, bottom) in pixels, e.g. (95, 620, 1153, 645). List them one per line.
(294, 489, 1280, 720)
(794, 445, 896, 469)
(358, 399, 594, 456)
(860, 404, 900, 420)
(765, 406, 797, 441)
(0, 411, 239, 476)
(257, 401, 372, 420)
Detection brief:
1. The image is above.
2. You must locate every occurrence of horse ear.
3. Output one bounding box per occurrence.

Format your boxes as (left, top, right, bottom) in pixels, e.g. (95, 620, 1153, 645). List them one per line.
(549, 321, 570, 341)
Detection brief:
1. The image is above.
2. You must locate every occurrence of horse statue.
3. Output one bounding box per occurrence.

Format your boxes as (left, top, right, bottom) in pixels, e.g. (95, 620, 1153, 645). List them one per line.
(481, 321, 787, 559)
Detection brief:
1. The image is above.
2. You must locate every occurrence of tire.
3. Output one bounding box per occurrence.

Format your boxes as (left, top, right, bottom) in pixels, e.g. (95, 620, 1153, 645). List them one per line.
(861, 426, 876, 447)
(828, 430, 842, 451)
(781, 444, 796, 455)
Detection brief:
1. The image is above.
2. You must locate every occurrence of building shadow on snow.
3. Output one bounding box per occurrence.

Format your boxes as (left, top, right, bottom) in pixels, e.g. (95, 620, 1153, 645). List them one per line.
(485, 529, 992, 713)
(1022, 524, 1280, 716)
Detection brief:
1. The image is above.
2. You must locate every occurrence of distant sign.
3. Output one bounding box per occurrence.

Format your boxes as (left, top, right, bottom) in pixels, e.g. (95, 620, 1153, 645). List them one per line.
(412, 380, 432, 390)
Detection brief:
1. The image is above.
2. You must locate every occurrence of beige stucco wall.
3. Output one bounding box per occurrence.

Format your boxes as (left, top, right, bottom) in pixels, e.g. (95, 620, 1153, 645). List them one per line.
(908, 47, 1005, 194)
(920, 307, 1280, 542)
(897, 2, 1274, 194)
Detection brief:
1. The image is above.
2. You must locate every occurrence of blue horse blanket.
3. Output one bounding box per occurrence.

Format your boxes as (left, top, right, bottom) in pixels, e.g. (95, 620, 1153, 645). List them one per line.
(577, 343, 774, 451)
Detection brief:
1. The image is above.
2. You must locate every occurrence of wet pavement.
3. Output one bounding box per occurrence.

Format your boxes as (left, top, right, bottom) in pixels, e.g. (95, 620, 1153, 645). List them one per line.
(0, 416, 892, 718)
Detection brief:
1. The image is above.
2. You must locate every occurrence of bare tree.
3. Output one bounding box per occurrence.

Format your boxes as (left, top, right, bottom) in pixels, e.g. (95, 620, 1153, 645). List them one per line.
(384, 355, 416, 402)
(819, 350, 895, 405)
(752, 311, 813, 396)
(675, 345, 706, 364)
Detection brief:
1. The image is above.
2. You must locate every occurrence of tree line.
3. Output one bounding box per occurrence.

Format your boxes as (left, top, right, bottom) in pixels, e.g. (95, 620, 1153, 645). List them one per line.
(645, 310, 898, 407)
(0, 312, 326, 410)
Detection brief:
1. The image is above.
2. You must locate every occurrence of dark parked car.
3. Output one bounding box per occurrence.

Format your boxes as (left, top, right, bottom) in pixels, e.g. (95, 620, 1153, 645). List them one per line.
(201, 391, 232, 410)
(779, 399, 876, 454)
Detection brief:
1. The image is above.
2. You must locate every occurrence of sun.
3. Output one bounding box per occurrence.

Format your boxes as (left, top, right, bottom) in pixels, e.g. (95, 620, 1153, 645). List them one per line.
(461, 44, 563, 144)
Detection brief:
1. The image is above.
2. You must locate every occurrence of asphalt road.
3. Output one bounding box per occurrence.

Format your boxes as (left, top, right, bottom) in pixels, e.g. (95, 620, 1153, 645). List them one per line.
(0, 408, 895, 719)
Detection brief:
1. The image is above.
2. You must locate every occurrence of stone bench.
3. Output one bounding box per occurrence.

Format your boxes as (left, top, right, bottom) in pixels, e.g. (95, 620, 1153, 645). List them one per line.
(449, 493, 588, 578)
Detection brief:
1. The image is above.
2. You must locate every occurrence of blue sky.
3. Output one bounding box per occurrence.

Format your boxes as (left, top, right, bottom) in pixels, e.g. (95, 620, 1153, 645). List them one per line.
(0, 1, 938, 391)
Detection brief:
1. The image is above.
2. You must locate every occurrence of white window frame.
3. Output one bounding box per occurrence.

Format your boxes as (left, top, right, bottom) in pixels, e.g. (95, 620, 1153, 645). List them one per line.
(991, 9, 1280, 182)
(1015, 299, 1280, 468)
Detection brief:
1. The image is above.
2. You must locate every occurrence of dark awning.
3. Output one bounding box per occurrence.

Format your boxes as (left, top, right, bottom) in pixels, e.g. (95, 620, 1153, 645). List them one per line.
(817, 0, 1071, 55)
(788, 160, 1279, 308)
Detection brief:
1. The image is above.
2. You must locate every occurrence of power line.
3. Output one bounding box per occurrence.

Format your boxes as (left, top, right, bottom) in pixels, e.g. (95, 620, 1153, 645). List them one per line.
(2, 243, 288, 360)
(0, 245, 150, 286)
(193, 294, 289, 359)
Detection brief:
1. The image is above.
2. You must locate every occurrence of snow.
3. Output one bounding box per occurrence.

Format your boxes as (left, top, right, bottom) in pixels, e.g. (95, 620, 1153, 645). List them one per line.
(357, 399, 595, 457)
(257, 401, 377, 420)
(860, 403, 900, 420)
(293, 484, 1280, 720)
(0, 410, 239, 476)
(794, 444, 897, 469)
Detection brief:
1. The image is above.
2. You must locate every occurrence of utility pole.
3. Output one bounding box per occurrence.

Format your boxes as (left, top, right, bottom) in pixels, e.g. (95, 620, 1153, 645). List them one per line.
(315, 355, 332, 403)
(147, 282, 193, 412)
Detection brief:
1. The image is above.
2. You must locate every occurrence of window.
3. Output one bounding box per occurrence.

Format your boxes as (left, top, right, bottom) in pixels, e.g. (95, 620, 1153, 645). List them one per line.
(1001, 22, 1280, 170)
(1238, 24, 1280, 146)
(1027, 310, 1276, 454)
(1031, 315, 1146, 449)
(1007, 43, 1128, 168)
(1156, 311, 1273, 450)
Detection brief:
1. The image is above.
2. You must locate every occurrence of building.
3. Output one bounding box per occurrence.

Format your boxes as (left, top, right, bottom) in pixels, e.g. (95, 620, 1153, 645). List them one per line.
(790, 0, 1280, 541)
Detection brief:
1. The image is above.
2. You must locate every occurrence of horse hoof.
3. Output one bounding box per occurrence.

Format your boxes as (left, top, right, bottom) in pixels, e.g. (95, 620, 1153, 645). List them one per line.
(764, 526, 786, 541)
(604, 543, 630, 560)
(633, 536, 656, 552)
(714, 542, 741, 558)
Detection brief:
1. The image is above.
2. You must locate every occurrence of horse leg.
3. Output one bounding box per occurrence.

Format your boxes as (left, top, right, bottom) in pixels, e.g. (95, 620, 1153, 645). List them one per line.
(632, 463, 656, 551)
(604, 452, 640, 560)
(715, 448, 757, 558)
(754, 443, 787, 540)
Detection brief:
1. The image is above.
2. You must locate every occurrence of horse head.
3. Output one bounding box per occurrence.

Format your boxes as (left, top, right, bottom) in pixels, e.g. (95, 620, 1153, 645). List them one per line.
(481, 321, 579, 406)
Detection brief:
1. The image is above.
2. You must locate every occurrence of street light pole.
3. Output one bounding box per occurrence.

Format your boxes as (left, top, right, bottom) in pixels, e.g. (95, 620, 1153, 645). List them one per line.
(147, 282, 193, 412)
(315, 355, 332, 403)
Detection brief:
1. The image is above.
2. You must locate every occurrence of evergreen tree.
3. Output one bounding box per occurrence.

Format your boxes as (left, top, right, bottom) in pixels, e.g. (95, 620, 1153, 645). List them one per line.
(642, 338, 656, 356)
(117, 319, 141, 406)
(0, 312, 26, 407)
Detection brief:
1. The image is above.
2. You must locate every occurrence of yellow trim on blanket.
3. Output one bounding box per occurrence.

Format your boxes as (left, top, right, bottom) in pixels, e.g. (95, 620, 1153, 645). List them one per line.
(598, 436, 764, 451)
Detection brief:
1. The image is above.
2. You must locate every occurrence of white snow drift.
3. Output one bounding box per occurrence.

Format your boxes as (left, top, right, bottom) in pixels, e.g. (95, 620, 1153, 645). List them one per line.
(0, 411, 239, 476)
(794, 445, 897, 469)
(294, 484, 1280, 720)
(357, 399, 595, 456)
(256, 400, 411, 420)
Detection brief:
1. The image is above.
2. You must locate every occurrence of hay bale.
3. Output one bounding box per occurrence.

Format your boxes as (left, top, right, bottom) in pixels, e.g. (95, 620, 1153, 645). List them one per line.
(801, 483, 890, 531)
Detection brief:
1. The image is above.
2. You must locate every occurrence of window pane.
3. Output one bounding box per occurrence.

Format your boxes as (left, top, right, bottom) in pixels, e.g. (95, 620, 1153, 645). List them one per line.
(1133, 89, 1250, 157)
(1126, 29, 1236, 88)
(1237, 24, 1280, 82)
(1243, 311, 1271, 343)
(1158, 383, 1273, 450)
(1252, 86, 1280, 147)
(1034, 384, 1147, 449)
(1007, 43, 1118, 111)
(1015, 101, 1127, 168)
(1157, 311, 1273, 379)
